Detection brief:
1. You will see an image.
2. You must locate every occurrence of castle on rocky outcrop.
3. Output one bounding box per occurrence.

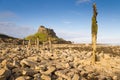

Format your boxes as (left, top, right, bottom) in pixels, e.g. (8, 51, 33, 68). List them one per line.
(25, 25, 71, 44)
(38, 26, 57, 38)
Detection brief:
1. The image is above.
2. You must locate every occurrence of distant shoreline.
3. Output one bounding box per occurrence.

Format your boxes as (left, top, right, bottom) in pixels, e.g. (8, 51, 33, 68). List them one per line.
(73, 43, 120, 46)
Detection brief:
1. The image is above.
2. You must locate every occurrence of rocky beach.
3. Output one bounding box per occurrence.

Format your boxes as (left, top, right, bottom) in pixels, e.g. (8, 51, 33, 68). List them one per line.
(0, 0, 120, 80)
(0, 42, 120, 80)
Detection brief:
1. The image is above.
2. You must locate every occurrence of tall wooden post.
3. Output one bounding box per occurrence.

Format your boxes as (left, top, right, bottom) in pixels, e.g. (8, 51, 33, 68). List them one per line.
(91, 3, 98, 64)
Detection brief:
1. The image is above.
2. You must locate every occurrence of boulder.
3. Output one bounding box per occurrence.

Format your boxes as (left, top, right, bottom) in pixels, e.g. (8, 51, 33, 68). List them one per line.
(104, 54, 111, 59)
(20, 59, 38, 68)
(72, 74, 80, 80)
(55, 71, 71, 80)
(1, 60, 7, 67)
(22, 68, 36, 76)
(12, 68, 22, 78)
(113, 76, 117, 80)
(33, 73, 41, 80)
(85, 52, 92, 58)
(27, 56, 40, 62)
(56, 77, 63, 80)
(15, 76, 25, 80)
(0, 68, 11, 80)
(15, 76, 31, 80)
(41, 74, 51, 80)
(41, 66, 56, 75)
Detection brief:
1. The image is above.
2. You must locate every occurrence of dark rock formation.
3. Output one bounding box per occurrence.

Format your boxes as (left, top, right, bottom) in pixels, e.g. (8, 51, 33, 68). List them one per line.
(38, 26, 57, 38)
(0, 34, 15, 39)
(0, 34, 23, 44)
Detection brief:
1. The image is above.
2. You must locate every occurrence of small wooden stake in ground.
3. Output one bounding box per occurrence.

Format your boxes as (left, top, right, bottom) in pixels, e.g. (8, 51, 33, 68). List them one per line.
(22, 40, 25, 45)
(91, 3, 98, 64)
(48, 37, 52, 53)
(36, 38, 39, 50)
(28, 40, 31, 47)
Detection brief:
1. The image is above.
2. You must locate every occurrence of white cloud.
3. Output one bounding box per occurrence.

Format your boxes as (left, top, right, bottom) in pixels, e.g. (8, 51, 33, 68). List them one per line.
(76, 0, 91, 4)
(0, 22, 36, 38)
(0, 11, 17, 19)
(56, 31, 120, 44)
(98, 38, 120, 45)
(57, 31, 91, 43)
(63, 21, 72, 24)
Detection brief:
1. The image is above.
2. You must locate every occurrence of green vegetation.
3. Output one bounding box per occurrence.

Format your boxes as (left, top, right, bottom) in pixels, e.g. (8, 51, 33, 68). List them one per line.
(25, 33, 48, 42)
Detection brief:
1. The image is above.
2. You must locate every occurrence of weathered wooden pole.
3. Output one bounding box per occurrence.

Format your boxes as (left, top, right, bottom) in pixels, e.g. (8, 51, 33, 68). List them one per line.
(27, 39, 31, 56)
(48, 37, 52, 53)
(22, 40, 25, 45)
(36, 38, 39, 50)
(91, 3, 98, 64)
(28, 40, 31, 47)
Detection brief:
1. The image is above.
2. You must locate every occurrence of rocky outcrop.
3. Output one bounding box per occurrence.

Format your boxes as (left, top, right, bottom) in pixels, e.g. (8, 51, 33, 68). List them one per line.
(38, 26, 57, 38)
(25, 25, 72, 44)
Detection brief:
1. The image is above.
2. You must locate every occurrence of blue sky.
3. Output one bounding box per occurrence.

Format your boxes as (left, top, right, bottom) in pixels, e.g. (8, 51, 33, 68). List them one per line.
(0, 0, 120, 44)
